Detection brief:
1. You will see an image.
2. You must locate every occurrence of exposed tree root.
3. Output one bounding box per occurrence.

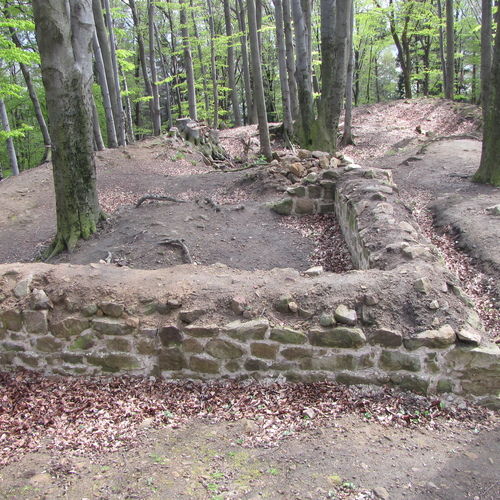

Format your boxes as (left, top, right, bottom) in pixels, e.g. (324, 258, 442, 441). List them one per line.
(159, 238, 193, 264)
(135, 194, 187, 208)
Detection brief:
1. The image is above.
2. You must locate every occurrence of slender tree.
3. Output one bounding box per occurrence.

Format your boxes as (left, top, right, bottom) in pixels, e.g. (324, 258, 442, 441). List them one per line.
(32, 0, 101, 256)
(148, 0, 161, 135)
(0, 98, 19, 175)
(247, 0, 272, 160)
(480, 0, 492, 113)
(473, 8, 500, 186)
(342, 0, 355, 146)
(206, 0, 219, 127)
(180, 0, 197, 120)
(282, 0, 299, 121)
(444, 0, 454, 99)
(224, 0, 242, 126)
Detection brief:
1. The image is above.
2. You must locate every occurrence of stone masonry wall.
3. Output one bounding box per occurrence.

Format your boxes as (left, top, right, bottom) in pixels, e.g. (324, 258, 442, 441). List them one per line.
(0, 264, 498, 407)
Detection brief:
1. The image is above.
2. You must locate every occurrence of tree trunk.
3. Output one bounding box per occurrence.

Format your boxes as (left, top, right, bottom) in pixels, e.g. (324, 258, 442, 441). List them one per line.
(247, 0, 272, 160)
(91, 96, 105, 151)
(224, 0, 242, 126)
(282, 0, 299, 121)
(120, 67, 136, 143)
(237, 0, 256, 124)
(96, 0, 126, 145)
(473, 5, 500, 186)
(33, 0, 101, 255)
(480, 0, 492, 116)
(148, 0, 161, 135)
(180, 0, 197, 120)
(0, 98, 20, 176)
(445, 0, 454, 99)
(206, 0, 219, 128)
(154, 23, 174, 129)
(316, 0, 350, 153)
(291, 0, 315, 147)
(436, 0, 447, 97)
(273, 0, 293, 140)
(342, 0, 354, 146)
(92, 33, 118, 147)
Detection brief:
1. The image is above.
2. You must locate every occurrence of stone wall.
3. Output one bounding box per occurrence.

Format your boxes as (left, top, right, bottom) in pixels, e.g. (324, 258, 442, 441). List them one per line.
(0, 263, 498, 407)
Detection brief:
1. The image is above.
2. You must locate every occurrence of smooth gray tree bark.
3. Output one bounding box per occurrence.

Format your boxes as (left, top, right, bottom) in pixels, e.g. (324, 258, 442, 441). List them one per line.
(32, 0, 101, 255)
(342, 0, 355, 146)
(224, 0, 242, 126)
(0, 98, 20, 176)
(91, 95, 105, 151)
(445, 0, 454, 99)
(148, 0, 161, 135)
(180, 0, 197, 120)
(207, 0, 219, 127)
(247, 0, 272, 160)
(282, 0, 299, 121)
(480, 0, 492, 113)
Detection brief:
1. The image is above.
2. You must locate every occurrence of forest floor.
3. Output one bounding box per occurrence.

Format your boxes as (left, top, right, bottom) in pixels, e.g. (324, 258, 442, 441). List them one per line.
(0, 98, 499, 499)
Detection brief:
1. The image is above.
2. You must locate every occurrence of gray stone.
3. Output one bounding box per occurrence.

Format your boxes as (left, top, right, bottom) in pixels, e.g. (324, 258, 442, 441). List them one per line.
(309, 327, 366, 348)
(429, 300, 440, 310)
(288, 301, 299, 313)
(182, 338, 203, 353)
(274, 295, 293, 313)
(183, 324, 219, 337)
(437, 378, 453, 393)
(81, 304, 98, 317)
(244, 358, 268, 371)
(319, 313, 335, 327)
(269, 198, 293, 215)
(287, 186, 306, 197)
(1, 309, 22, 331)
(456, 328, 481, 346)
(304, 172, 318, 184)
(336, 372, 385, 387)
(281, 347, 313, 360)
(304, 266, 324, 277)
(13, 276, 32, 298)
(364, 294, 379, 306)
(206, 339, 244, 359)
(30, 289, 52, 310)
(106, 337, 132, 352)
(321, 169, 341, 180)
(158, 325, 182, 346)
(319, 203, 335, 214)
(223, 318, 268, 342)
(91, 318, 132, 336)
(369, 329, 403, 347)
(190, 355, 219, 374)
(390, 374, 429, 394)
(380, 350, 421, 372)
(23, 310, 48, 334)
(308, 185, 322, 198)
(17, 353, 40, 367)
(158, 348, 187, 371)
(61, 352, 84, 364)
(373, 486, 390, 500)
(100, 302, 124, 318)
(405, 325, 456, 349)
(35, 336, 63, 353)
(295, 198, 315, 214)
(449, 284, 474, 307)
(414, 277, 431, 294)
(304, 353, 374, 371)
(250, 342, 278, 359)
(486, 204, 500, 216)
(230, 296, 247, 315)
(52, 317, 90, 338)
(334, 305, 357, 326)
(179, 309, 205, 324)
(88, 353, 141, 372)
(69, 331, 96, 351)
(2, 341, 25, 352)
(270, 327, 307, 344)
(136, 338, 159, 355)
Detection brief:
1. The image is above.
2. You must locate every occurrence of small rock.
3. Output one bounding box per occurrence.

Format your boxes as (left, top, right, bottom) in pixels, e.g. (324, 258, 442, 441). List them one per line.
(231, 296, 247, 315)
(457, 328, 481, 346)
(334, 304, 357, 325)
(304, 172, 318, 184)
(303, 407, 315, 419)
(13, 276, 32, 298)
(179, 309, 205, 324)
(414, 277, 431, 294)
(364, 294, 379, 306)
(373, 486, 390, 500)
(100, 302, 124, 318)
(288, 301, 299, 313)
(486, 204, 500, 216)
(30, 289, 52, 310)
(288, 162, 307, 178)
(429, 300, 440, 310)
(304, 266, 323, 277)
(319, 313, 335, 327)
(275, 294, 293, 313)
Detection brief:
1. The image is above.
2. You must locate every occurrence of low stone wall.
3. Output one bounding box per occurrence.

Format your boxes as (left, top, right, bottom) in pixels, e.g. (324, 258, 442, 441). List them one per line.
(0, 263, 498, 407)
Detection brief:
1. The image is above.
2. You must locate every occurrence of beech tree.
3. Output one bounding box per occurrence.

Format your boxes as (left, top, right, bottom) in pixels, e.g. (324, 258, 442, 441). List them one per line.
(32, 0, 101, 256)
(473, 7, 500, 187)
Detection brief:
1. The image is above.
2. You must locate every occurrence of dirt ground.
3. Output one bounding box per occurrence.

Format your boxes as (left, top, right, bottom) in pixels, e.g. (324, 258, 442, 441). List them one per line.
(1, 98, 499, 499)
(0, 415, 498, 500)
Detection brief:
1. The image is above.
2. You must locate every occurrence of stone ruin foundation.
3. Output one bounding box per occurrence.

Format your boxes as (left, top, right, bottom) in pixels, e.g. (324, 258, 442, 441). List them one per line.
(0, 162, 498, 408)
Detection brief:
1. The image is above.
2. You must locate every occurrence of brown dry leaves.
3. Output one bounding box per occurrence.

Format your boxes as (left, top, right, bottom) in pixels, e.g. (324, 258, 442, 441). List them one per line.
(1, 371, 494, 467)
(280, 215, 353, 273)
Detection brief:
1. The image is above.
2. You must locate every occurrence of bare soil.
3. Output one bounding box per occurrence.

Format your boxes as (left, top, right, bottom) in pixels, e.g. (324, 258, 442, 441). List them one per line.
(1, 98, 499, 499)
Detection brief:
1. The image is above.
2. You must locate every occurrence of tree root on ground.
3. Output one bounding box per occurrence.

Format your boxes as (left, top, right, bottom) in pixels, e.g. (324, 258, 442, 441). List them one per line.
(135, 194, 187, 208)
(159, 238, 193, 264)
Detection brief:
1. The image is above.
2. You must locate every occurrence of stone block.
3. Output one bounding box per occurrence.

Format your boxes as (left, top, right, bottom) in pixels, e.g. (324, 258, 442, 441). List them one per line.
(224, 318, 269, 341)
(336, 372, 386, 387)
(51, 317, 90, 338)
(69, 331, 96, 351)
(184, 325, 219, 337)
(287, 186, 306, 197)
(307, 185, 322, 199)
(269, 198, 293, 215)
(270, 327, 307, 344)
(23, 310, 48, 334)
(35, 335, 63, 353)
(190, 355, 219, 374)
(206, 339, 244, 359)
(390, 374, 429, 394)
(158, 325, 182, 346)
(437, 378, 453, 393)
(88, 353, 141, 372)
(405, 325, 456, 350)
(309, 327, 366, 348)
(294, 198, 315, 215)
(281, 347, 313, 360)
(91, 318, 134, 336)
(319, 203, 335, 214)
(304, 353, 374, 371)
(182, 338, 203, 353)
(250, 342, 278, 360)
(99, 302, 124, 318)
(17, 352, 39, 367)
(225, 360, 241, 372)
(334, 305, 357, 326)
(61, 352, 84, 364)
(136, 338, 159, 355)
(369, 329, 402, 347)
(2, 341, 25, 352)
(106, 337, 132, 352)
(244, 358, 268, 371)
(380, 350, 421, 372)
(1, 309, 22, 331)
(158, 347, 187, 371)
(179, 309, 205, 324)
